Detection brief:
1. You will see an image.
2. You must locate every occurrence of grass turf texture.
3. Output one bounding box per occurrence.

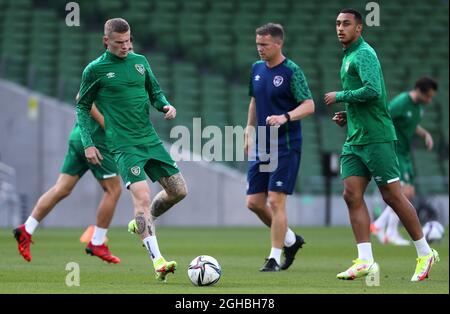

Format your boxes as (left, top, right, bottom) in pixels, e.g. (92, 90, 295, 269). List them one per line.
(0, 227, 447, 294)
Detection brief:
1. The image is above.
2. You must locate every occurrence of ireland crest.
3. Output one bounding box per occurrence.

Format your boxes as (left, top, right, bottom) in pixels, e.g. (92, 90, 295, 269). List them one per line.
(135, 64, 145, 75)
(273, 75, 283, 87)
(131, 166, 141, 176)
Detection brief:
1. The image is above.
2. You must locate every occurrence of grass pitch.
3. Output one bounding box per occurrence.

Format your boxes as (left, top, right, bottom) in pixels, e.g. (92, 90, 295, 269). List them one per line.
(0, 227, 447, 294)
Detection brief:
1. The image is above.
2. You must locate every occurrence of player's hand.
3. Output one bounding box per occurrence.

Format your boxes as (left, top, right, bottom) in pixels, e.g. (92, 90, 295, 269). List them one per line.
(265, 114, 288, 127)
(332, 111, 347, 127)
(324, 92, 337, 106)
(424, 132, 434, 150)
(85, 146, 103, 165)
(163, 105, 176, 120)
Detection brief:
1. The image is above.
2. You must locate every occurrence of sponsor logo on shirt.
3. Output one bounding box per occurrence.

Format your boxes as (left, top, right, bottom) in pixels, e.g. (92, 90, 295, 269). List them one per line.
(106, 72, 115, 78)
(131, 166, 141, 176)
(254, 75, 261, 81)
(135, 64, 145, 75)
(273, 76, 283, 87)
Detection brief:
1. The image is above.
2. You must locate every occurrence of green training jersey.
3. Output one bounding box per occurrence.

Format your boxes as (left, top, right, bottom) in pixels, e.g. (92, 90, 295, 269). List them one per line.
(335, 37, 396, 145)
(76, 50, 170, 152)
(68, 120, 106, 148)
(389, 92, 425, 156)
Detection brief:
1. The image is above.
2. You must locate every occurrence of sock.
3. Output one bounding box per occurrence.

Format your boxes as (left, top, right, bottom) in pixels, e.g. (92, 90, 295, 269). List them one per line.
(91, 226, 107, 245)
(374, 206, 392, 230)
(24, 216, 39, 235)
(357, 242, 374, 263)
(143, 236, 162, 264)
(386, 211, 400, 238)
(414, 237, 432, 257)
(284, 228, 296, 247)
(268, 247, 282, 265)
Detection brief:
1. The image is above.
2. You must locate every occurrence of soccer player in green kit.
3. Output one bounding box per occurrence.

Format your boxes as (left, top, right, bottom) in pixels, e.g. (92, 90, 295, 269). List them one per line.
(324, 9, 439, 282)
(77, 18, 187, 282)
(371, 77, 438, 246)
(13, 102, 122, 264)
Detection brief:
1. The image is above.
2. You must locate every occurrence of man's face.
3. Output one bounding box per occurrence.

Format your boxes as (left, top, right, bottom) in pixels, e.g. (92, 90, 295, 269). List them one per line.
(104, 30, 131, 58)
(416, 88, 436, 104)
(336, 13, 362, 45)
(256, 34, 282, 61)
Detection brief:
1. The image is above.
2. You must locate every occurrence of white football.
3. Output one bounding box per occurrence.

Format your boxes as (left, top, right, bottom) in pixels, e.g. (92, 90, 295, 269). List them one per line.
(423, 221, 445, 243)
(188, 255, 221, 286)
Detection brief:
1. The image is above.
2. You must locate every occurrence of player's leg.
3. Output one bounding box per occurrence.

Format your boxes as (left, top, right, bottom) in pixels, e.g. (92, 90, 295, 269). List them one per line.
(260, 191, 287, 271)
(13, 173, 80, 262)
(246, 192, 271, 227)
(116, 147, 177, 281)
(385, 185, 411, 245)
(151, 173, 187, 219)
(84, 174, 122, 264)
(370, 141, 438, 281)
(384, 154, 416, 245)
(379, 181, 439, 280)
(337, 145, 379, 280)
(129, 180, 176, 281)
(142, 144, 187, 219)
(260, 151, 305, 271)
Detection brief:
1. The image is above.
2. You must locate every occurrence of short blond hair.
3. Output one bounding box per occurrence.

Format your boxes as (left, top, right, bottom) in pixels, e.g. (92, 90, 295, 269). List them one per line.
(104, 18, 130, 36)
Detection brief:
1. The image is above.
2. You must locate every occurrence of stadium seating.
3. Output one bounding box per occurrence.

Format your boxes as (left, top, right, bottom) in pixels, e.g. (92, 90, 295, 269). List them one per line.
(0, 0, 448, 194)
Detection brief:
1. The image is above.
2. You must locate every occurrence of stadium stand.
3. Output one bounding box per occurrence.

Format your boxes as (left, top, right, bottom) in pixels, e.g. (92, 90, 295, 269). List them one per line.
(0, 0, 448, 194)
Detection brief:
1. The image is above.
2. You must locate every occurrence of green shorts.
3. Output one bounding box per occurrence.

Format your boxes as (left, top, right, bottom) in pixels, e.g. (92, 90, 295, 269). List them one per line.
(60, 140, 118, 180)
(340, 141, 400, 186)
(114, 143, 180, 188)
(398, 153, 415, 185)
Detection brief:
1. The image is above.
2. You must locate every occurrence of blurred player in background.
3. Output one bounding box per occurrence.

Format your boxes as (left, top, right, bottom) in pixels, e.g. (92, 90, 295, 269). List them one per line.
(77, 18, 187, 282)
(13, 102, 122, 263)
(371, 76, 439, 245)
(325, 9, 439, 282)
(245, 23, 314, 272)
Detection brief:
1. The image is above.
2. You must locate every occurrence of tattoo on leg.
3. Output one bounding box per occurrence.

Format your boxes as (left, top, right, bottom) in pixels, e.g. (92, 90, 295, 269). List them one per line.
(135, 213, 146, 235)
(152, 173, 187, 218)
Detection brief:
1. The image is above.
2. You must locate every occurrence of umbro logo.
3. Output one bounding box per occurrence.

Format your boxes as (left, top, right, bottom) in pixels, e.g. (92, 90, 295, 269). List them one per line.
(106, 72, 115, 78)
(254, 75, 261, 81)
(276, 181, 283, 187)
(375, 176, 382, 182)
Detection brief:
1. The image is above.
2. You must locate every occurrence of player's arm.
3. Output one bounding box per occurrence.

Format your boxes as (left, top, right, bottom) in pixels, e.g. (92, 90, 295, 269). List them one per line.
(325, 50, 382, 105)
(76, 65, 103, 165)
(266, 67, 315, 126)
(90, 103, 105, 129)
(244, 97, 257, 155)
(415, 124, 433, 150)
(143, 58, 175, 120)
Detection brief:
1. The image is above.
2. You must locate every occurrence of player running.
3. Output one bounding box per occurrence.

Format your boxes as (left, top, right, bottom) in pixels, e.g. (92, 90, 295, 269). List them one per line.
(325, 9, 439, 282)
(13, 102, 122, 264)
